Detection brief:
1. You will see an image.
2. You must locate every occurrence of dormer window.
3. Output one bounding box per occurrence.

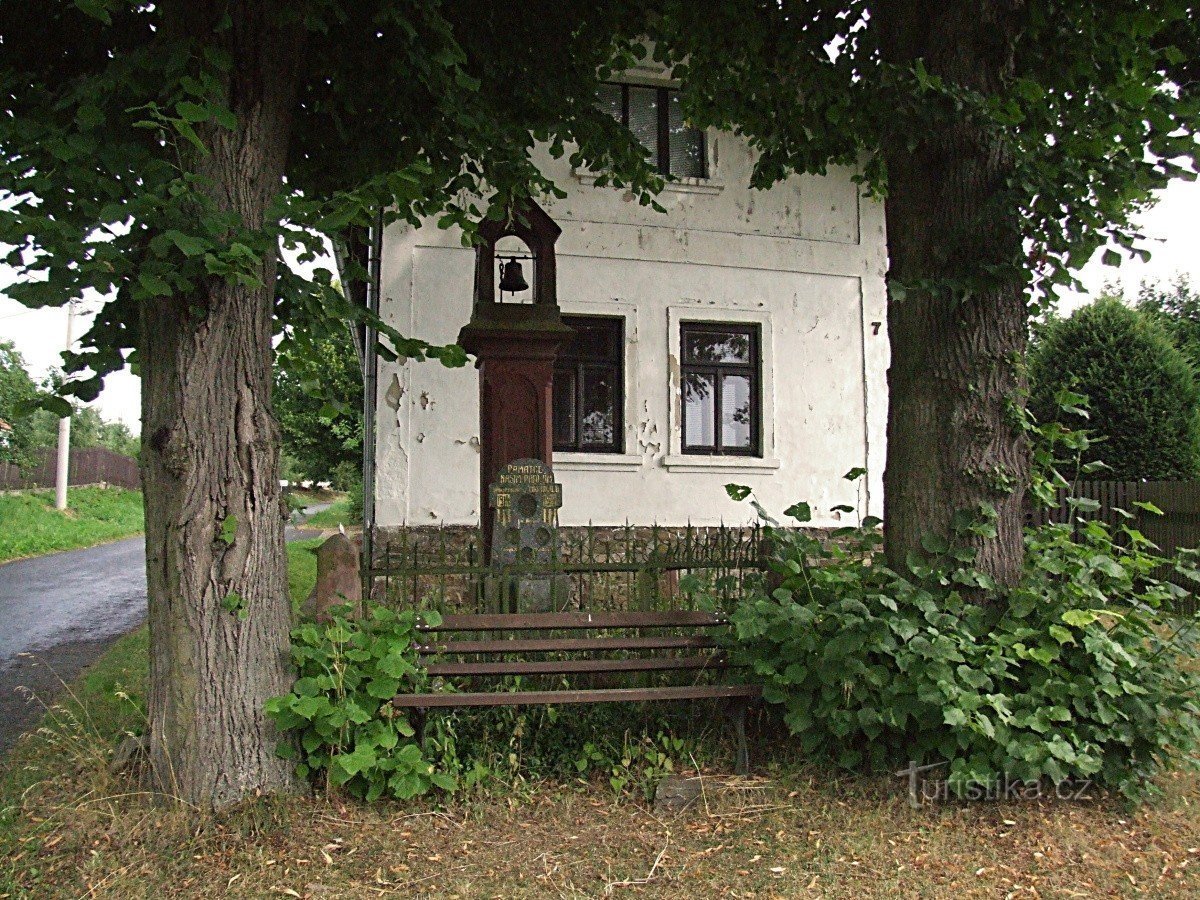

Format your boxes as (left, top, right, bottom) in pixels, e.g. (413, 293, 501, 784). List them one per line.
(598, 83, 707, 179)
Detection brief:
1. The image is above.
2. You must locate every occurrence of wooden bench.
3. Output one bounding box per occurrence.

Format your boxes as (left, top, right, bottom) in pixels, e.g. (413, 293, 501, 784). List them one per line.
(393, 610, 761, 773)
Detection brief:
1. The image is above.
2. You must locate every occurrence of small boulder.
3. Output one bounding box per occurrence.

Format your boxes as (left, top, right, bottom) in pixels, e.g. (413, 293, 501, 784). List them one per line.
(654, 774, 704, 814)
(301, 532, 363, 622)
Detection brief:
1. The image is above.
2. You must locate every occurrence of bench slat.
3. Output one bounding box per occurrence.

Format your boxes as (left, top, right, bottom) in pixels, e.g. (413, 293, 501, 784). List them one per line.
(394, 684, 761, 708)
(420, 611, 727, 632)
(423, 655, 727, 677)
(417, 636, 718, 655)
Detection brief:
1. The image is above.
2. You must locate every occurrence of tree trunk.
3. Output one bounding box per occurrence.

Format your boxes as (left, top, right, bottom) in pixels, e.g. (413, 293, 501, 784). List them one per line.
(877, 1, 1030, 592)
(140, 0, 302, 807)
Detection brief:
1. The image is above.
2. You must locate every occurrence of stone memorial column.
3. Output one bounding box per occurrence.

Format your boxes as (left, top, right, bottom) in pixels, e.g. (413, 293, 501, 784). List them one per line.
(488, 459, 565, 612)
(457, 200, 571, 556)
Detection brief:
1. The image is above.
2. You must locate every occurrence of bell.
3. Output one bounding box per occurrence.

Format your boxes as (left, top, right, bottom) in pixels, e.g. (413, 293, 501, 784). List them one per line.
(498, 258, 529, 294)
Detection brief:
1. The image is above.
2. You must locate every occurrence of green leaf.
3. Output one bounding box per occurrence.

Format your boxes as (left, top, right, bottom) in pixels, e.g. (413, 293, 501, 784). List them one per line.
(783, 502, 812, 523)
(454, 69, 481, 92)
(366, 677, 399, 700)
(1048, 625, 1075, 645)
(920, 532, 950, 555)
(75, 105, 105, 129)
(725, 484, 752, 502)
(1061, 609, 1099, 627)
(171, 119, 209, 156)
(843, 467, 867, 481)
(165, 230, 208, 257)
(377, 652, 415, 679)
(138, 273, 172, 297)
(389, 771, 426, 799)
(74, 0, 112, 24)
(175, 101, 211, 123)
(943, 707, 968, 727)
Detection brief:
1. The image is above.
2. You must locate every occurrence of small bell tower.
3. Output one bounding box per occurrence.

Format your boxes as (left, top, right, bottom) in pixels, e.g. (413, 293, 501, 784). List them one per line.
(457, 200, 572, 552)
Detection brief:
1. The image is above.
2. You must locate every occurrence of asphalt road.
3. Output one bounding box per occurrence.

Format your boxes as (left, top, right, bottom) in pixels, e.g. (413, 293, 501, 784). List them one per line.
(0, 526, 320, 755)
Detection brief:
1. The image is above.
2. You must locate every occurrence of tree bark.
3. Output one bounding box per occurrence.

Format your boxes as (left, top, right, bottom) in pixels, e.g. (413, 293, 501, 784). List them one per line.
(877, 1, 1030, 591)
(140, 0, 303, 807)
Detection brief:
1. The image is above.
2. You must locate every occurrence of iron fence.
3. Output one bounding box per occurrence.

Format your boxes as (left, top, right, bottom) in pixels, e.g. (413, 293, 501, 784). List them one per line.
(368, 523, 769, 616)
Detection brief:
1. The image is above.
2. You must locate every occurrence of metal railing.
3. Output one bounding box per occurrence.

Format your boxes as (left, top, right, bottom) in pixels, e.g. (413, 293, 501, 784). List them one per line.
(367, 522, 769, 615)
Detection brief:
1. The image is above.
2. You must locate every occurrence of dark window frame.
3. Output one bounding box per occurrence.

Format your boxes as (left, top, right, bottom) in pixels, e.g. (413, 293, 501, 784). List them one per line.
(553, 315, 625, 454)
(603, 82, 707, 179)
(680, 321, 761, 457)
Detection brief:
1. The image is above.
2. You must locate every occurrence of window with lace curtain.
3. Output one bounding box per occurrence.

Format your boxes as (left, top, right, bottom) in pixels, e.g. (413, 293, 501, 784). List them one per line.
(680, 322, 761, 456)
(553, 316, 624, 453)
(597, 83, 707, 179)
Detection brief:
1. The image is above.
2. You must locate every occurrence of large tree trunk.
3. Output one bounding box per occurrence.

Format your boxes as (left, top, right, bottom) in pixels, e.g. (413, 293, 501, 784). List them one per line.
(140, 0, 302, 807)
(877, 1, 1030, 591)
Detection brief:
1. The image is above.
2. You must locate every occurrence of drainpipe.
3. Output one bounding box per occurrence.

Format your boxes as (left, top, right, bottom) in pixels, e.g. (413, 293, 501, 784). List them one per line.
(361, 208, 383, 602)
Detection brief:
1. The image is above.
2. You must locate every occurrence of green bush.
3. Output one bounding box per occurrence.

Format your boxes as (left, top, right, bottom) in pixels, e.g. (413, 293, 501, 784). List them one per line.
(328, 460, 360, 493)
(265, 605, 457, 801)
(266, 601, 719, 801)
(1028, 297, 1200, 479)
(346, 476, 364, 522)
(723, 494, 1200, 800)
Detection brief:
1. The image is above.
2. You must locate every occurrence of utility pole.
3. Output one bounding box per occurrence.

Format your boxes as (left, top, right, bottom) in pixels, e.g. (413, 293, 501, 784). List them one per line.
(54, 300, 74, 511)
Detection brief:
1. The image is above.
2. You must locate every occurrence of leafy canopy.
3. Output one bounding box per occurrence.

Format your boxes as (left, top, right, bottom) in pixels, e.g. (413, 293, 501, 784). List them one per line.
(274, 332, 362, 488)
(1137, 276, 1200, 374)
(0, 341, 138, 467)
(0, 0, 663, 408)
(5, 1, 1198, 408)
(651, 1, 1200, 299)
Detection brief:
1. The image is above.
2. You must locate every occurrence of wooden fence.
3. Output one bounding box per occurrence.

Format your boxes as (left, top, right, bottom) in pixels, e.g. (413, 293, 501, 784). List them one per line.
(1027, 480, 1200, 613)
(1026, 480, 1200, 559)
(0, 447, 140, 491)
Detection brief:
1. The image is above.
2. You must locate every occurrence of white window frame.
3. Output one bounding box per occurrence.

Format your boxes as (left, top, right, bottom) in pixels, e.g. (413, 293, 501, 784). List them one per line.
(663, 305, 780, 473)
(552, 299, 644, 471)
(574, 65, 725, 196)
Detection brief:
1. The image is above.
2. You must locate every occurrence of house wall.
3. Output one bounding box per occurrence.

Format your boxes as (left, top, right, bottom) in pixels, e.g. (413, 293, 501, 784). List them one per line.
(374, 116, 889, 530)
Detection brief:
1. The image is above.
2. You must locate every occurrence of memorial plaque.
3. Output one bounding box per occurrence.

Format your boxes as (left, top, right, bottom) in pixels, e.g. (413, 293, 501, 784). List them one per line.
(488, 459, 565, 611)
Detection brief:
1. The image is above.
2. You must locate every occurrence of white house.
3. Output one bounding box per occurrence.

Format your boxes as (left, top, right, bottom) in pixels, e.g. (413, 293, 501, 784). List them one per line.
(372, 68, 889, 532)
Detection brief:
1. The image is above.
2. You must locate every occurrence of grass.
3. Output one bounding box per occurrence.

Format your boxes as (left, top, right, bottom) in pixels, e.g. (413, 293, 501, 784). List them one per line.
(303, 495, 358, 529)
(2, 546, 1200, 897)
(287, 537, 323, 611)
(287, 487, 341, 505)
(0, 487, 143, 563)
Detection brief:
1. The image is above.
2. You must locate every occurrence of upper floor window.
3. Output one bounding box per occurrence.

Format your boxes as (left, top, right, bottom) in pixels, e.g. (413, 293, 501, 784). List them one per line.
(554, 316, 624, 453)
(598, 83, 707, 179)
(681, 322, 760, 456)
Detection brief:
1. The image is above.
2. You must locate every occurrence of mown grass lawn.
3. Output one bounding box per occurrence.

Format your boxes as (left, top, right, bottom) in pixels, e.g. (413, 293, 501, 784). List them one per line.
(287, 536, 322, 612)
(0, 487, 144, 563)
(2, 542, 1199, 898)
(303, 494, 357, 529)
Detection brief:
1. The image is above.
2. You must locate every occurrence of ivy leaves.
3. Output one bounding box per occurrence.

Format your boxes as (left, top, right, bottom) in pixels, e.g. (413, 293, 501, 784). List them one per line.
(727, 493, 1200, 800)
(265, 605, 456, 802)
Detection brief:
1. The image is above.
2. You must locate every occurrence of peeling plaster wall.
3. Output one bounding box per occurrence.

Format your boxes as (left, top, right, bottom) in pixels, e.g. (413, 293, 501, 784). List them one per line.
(375, 129, 889, 530)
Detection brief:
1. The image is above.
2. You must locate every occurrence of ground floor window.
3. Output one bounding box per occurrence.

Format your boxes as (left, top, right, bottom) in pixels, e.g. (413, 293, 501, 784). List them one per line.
(681, 322, 760, 456)
(553, 316, 624, 453)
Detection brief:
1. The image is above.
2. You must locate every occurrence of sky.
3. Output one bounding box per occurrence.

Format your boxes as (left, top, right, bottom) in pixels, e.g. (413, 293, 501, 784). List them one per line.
(2, 176, 1199, 435)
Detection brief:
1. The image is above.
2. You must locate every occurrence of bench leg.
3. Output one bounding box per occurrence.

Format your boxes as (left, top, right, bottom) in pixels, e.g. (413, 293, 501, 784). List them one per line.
(412, 708, 427, 749)
(725, 697, 751, 776)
